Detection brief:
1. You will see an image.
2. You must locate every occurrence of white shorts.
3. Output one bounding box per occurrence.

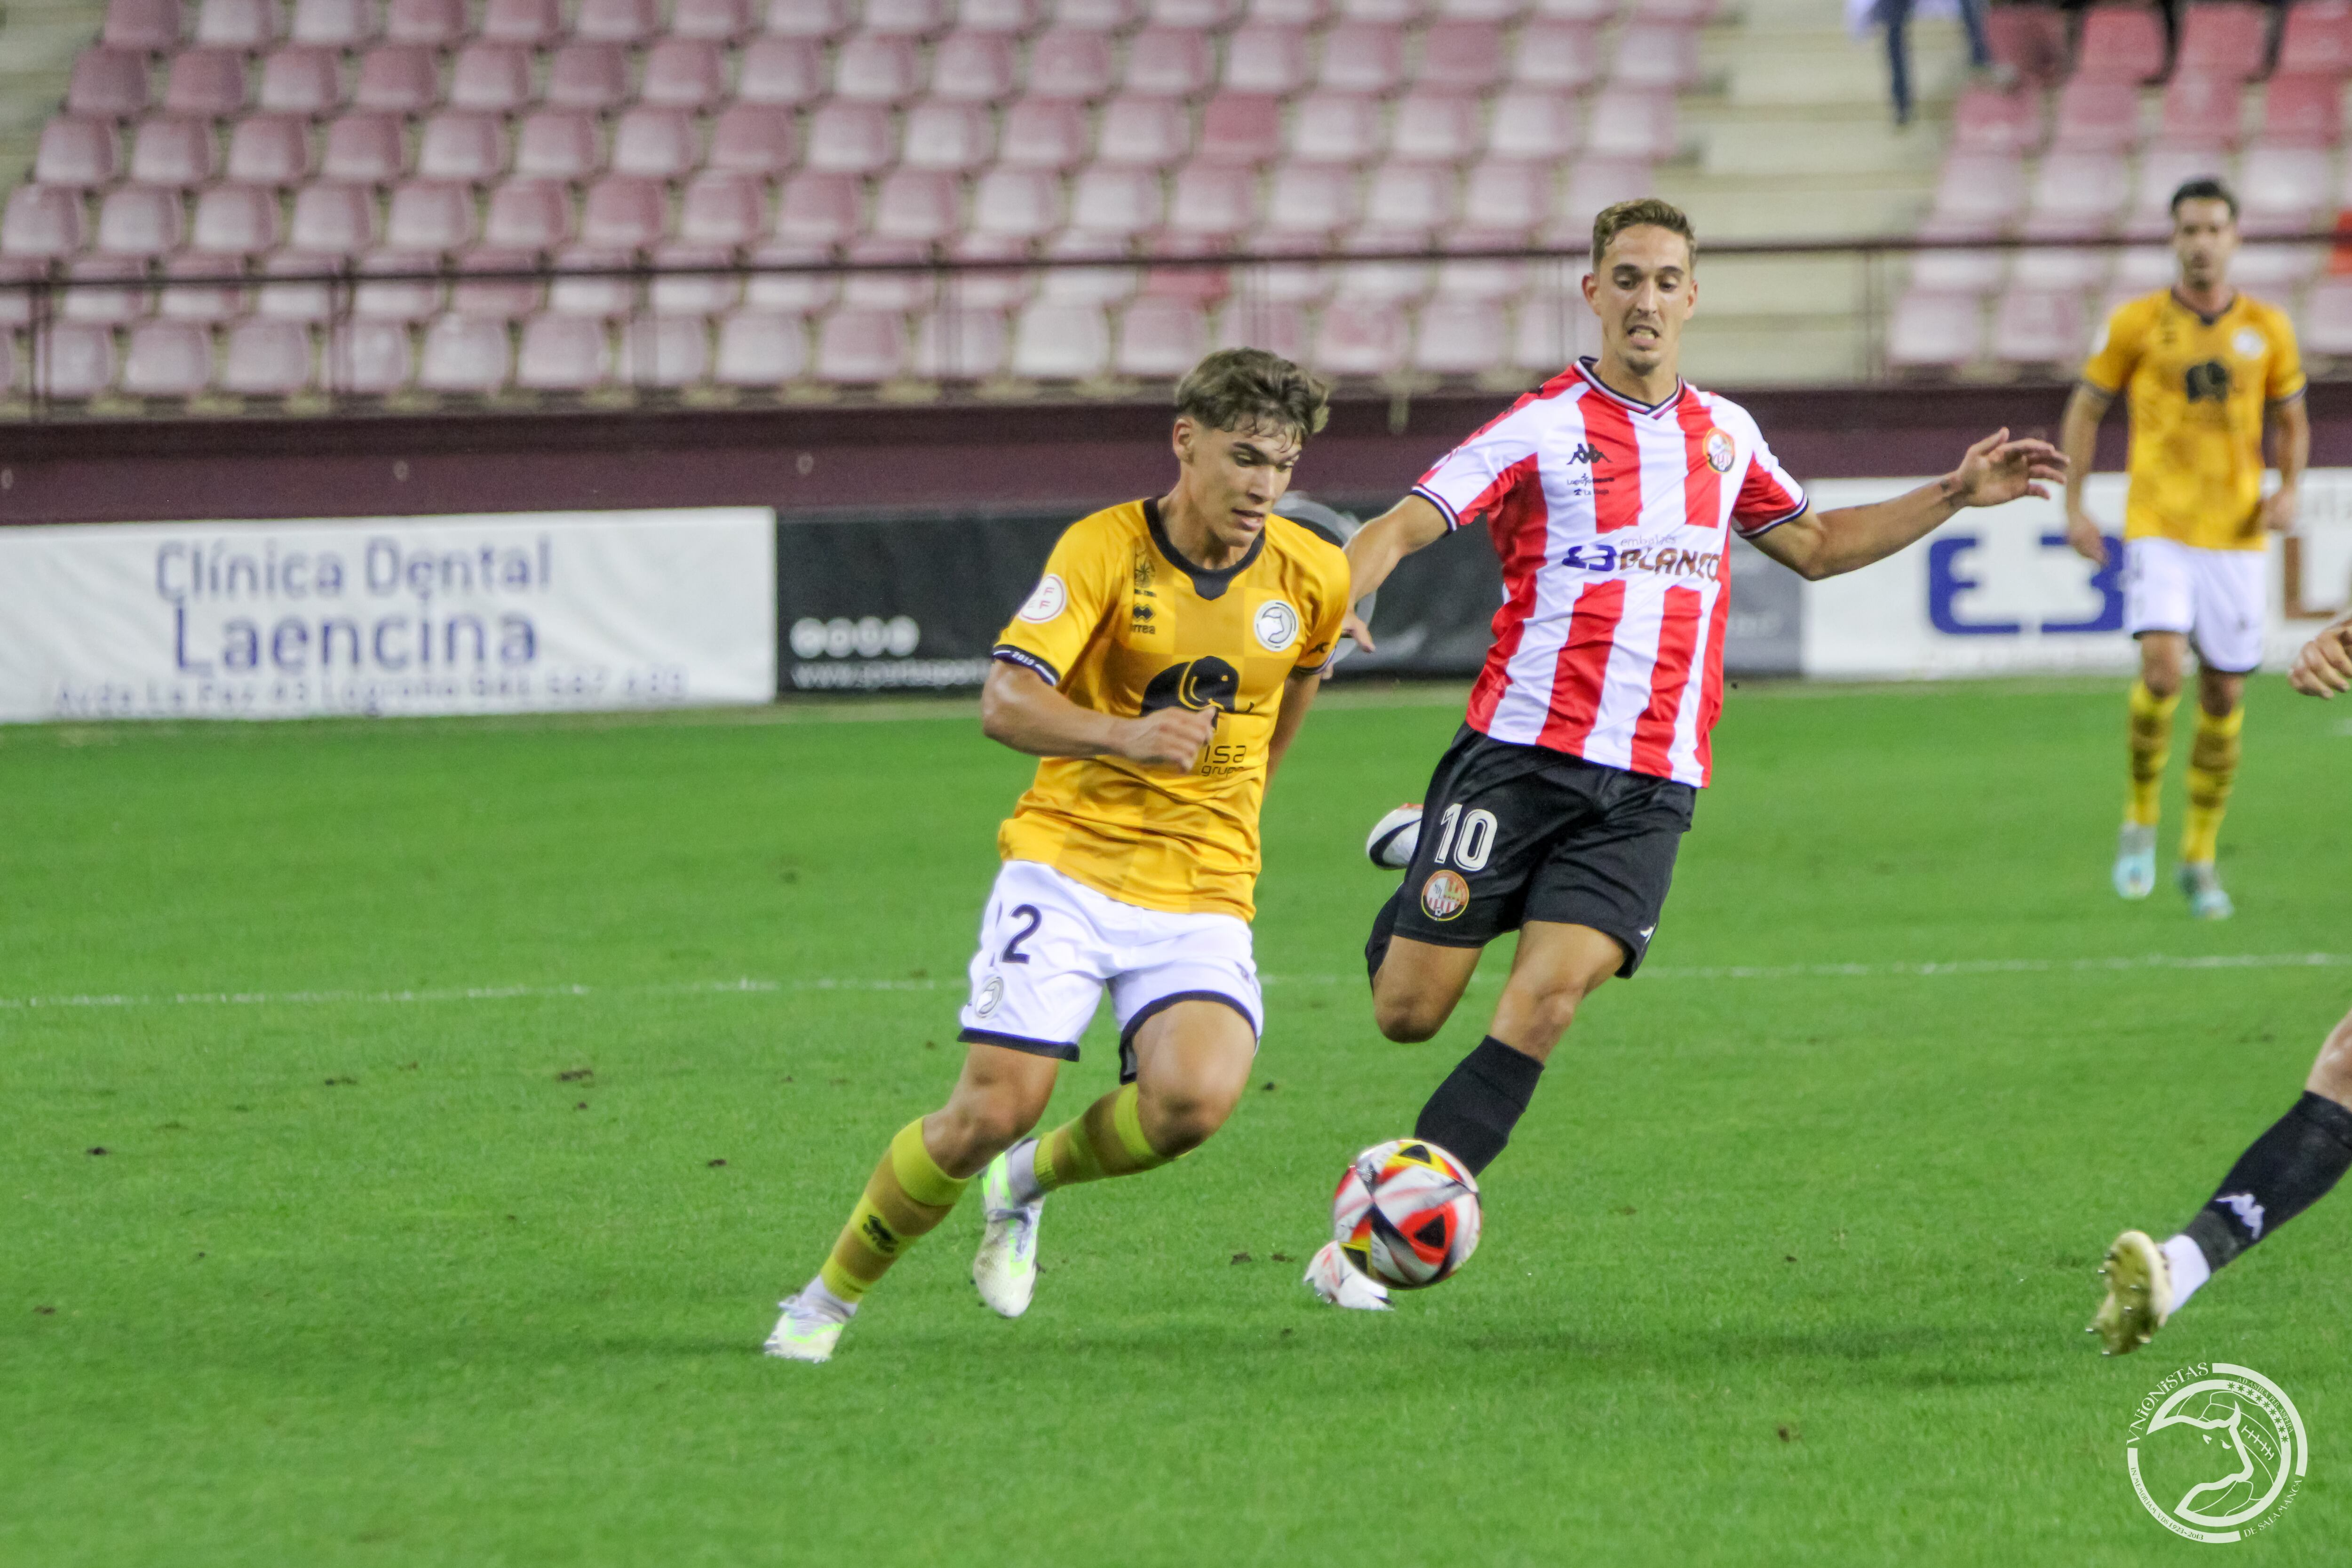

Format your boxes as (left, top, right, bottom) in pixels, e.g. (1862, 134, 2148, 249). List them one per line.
(957, 860, 1263, 1082)
(2123, 536, 2266, 675)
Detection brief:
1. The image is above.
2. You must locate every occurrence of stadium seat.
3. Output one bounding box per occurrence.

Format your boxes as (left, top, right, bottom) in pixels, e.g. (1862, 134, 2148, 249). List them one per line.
(129, 115, 216, 187)
(479, 0, 561, 42)
(1908, 244, 2003, 292)
(969, 168, 1062, 241)
(1261, 162, 1359, 235)
(1459, 159, 1553, 241)
(1289, 93, 1384, 164)
(68, 48, 151, 120)
(254, 249, 335, 320)
(1610, 22, 1700, 89)
(675, 0, 754, 40)
(416, 311, 508, 390)
(1433, 253, 1525, 299)
(803, 102, 897, 173)
(1000, 99, 1091, 169)
(1223, 25, 1312, 94)
(902, 101, 995, 171)
(1923, 152, 2026, 237)
(2231, 240, 2319, 290)
(1951, 86, 2044, 155)
(1329, 253, 1432, 300)
(157, 251, 248, 319)
(1990, 286, 2087, 364)
(1011, 300, 1111, 377)
(1420, 20, 1505, 89)
(356, 45, 443, 113)
(1128, 27, 1217, 96)
(577, 0, 660, 43)
(105, 0, 185, 51)
(613, 313, 713, 386)
(189, 182, 280, 254)
(1986, 2, 2068, 85)
(121, 319, 212, 396)
(1150, 0, 1236, 22)
(910, 305, 1009, 378)
(931, 32, 1019, 100)
(774, 172, 863, 249)
(1886, 289, 1980, 368)
(2302, 277, 2352, 355)
(611, 109, 701, 179)
(385, 0, 467, 46)
(741, 240, 839, 310)
(513, 113, 604, 182)
(95, 184, 183, 257)
(1196, 94, 1287, 164)
(37, 117, 122, 189)
(1113, 295, 1208, 376)
(548, 44, 631, 113)
(1313, 297, 1408, 375)
(865, 0, 950, 33)
(1486, 89, 1581, 159)
(446, 45, 532, 113)
(2010, 241, 2108, 290)
(1559, 157, 1651, 234)
(708, 104, 798, 175)
(32, 322, 119, 399)
(1408, 295, 1505, 374)
(959, 0, 1040, 29)
(414, 113, 505, 183)
(763, 0, 854, 38)
(815, 306, 908, 380)
(2124, 144, 2226, 235)
(1038, 231, 1141, 302)
(287, 182, 379, 253)
(354, 249, 444, 320)
(2241, 144, 2330, 233)
(1586, 88, 1677, 160)
(2073, 5, 2167, 82)
(385, 180, 476, 253)
(1216, 297, 1308, 359)
(483, 180, 573, 250)
(714, 308, 809, 383)
(642, 41, 728, 111)
(291, 0, 372, 46)
(1318, 23, 1406, 93)
(1335, 0, 1422, 22)
(871, 169, 961, 243)
(1362, 160, 1455, 231)
(232, 112, 319, 184)
(649, 237, 743, 314)
(2050, 79, 2140, 152)
(1506, 21, 1599, 92)
(2174, 2, 2267, 81)
(1389, 90, 1481, 162)
(165, 48, 251, 118)
(257, 46, 345, 115)
(1231, 254, 1329, 303)
(1067, 164, 1164, 237)
(834, 35, 922, 102)
(60, 254, 151, 324)
(1436, 0, 1527, 15)
(313, 113, 402, 184)
(537, 250, 633, 320)
(1026, 28, 1119, 99)
(738, 37, 827, 103)
(195, 0, 278, 48)
(1097, 97, 1190, 165)
(1166, 161, 1257, 245)
(579, 177, 668, 250)
(448, 247, 545, 318)
(517, 312, 611, 388)
(2157, 75, 2245, 148)
(2260, 75, 2342, 146)
(2279, 0, 2352, 76)
(219, 318, 315, 393)
(2025, 149, 2129, 237)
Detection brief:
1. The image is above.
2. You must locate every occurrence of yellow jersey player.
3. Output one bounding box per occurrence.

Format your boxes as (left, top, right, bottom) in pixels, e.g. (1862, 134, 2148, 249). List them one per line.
(765, 350, 1351, 1362)
(2062, 176, 2309, 920)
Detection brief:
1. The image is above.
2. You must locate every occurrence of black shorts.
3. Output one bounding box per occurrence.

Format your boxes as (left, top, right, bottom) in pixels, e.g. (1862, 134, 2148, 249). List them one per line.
(1388, 726, 1694, 977)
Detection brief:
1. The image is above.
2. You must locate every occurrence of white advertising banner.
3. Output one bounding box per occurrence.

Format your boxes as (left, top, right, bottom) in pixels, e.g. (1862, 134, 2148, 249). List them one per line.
(1799, 471, 2352, 679)
(0, 508, 776, 722)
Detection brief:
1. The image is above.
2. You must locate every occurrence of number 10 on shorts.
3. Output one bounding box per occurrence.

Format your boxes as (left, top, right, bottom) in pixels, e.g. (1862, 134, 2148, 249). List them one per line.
(1430, 804, 1497, 872)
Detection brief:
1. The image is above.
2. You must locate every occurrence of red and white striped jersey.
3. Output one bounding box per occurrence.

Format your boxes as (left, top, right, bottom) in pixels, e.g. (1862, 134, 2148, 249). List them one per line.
(1412, 359, 1807, 788)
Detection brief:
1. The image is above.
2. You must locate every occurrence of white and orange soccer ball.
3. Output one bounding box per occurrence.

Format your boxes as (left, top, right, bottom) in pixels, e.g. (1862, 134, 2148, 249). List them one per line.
(1329, 1138, 1482, 1289)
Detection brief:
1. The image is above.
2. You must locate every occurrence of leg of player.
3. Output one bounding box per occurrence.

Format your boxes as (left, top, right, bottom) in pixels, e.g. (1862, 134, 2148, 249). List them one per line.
(976, 1001, 1255, 1318)
(2091, 1003, 2352, 1355)
(766, 1044, 1058, 1363)
(1368, 933, 1485, 1044)
(2176, 661, 2245, 920)
(2116, 631, 2184, 901)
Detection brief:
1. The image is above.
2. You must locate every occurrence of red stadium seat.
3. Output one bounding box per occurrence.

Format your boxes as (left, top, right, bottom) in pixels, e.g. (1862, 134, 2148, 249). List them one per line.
(415, 113, 507, 183)
(1990, 285, 2088, 364)
(1329, 252, 1433, 300)
(481, 0, 564, 43)
(641, 41, 727, 111)
(739, 37, 826, 103)
(1419, 20, 1505, 89)
(708, 104, 798, 175)
(1260, 162, 1359, 238)
(2025, 149, 2130, 237)
(233, 112, 319, 184)
(1924, 152, 2026, 237)
(165, 48, 250, 118)
(1196, 94, 1286, 163)
(356, 45, 443, 113)
(105, 0, 184, 51)
(36, 117, 120, 189)
(68, 48, 151, 120)
(1314, 297, 1409, 376)
(1011, 301, 1111, 377)
(61, 254, 151, 323)
(1611, 22, 1700, 89)
(257, 46, 345, 115)
(1114, 296, 1208, 376)
(674, 0, 754, 41)
(329, 320, 412, 394)
(158, 251, 249, 320)
(1026, 29, 1119, 99)
(2010, 239, 2108, 290)
(1224, 25, 1312, 94)
(1386, 90, 1481, 162)
(1559, 157, 1651, 233)
(763, 0, 854, 38)
(815, 306, 909, 381)
(1986, 3, 2068, 85)
(2174, 2, 2267, 81)
(2124, 144, 2226, 235)
(870, 169, 961, 243)
(677, 172, 766, 247)
(291, 0, 373, 46)
(1951, 86, 2044, 155)
(220, 318, 315, 393)
(417, 312, 509, 390)
(1436, 0, 1523, 14)
(387, 180, 477, 252)
(96, 183, 183, 256)
(2279, 0, 2352, 76)
(1586, 87, 1677, 160)
(128, 115, 214, 186)
(483, 180, 573, 250)
(865, 0, 951, 33)
(354, 250, 444, 321)
(516, 312, 611, 388)
(1097, 97, 1191, 166)
(194, 0, 278, 49)
(32, 322, 120, 398)
(255, 250, 335, 321)
(1433, 253, 1526, 299)
(2240, 144, 2330, 233)
(314, 113, 404, 183)
(577, 0, 660, 43)
(546, 245, 636, 316)
(1336, 0, 1426, 18)
(1038, 230, 1141, 302)
(739, 240, 840, 311)
(910, 306, 1009, 379)
(1150, 0, 1237, 21)
(615, 314, 713, 386)
(513, 112, 604, 182)
(1460, 159, 1553, 241)
(834, 35, 923, 102)
(931, 32, 1019, 100)
(1128, 27, 1216, 96)
(2261, 74, 2342, 146)
(1486, 88, 1582, 159)
(449, 247, 546, 318)
(1362, 160, 1456, 232)
(1000, 99, 1091, 169)
(1318, 23, 1406, 93)
(902, 101, 995, 171)
(649, 241, 739, 313)
(2302, 277, 2352, 355)
(611, 109, 700, 179)
(189, 181, 279, 254)
(970, 167, 1062, 241)
(547, 44, 631, 113)
(580, 176, 668, 249)
(1289, 93, 1384, 164)
(1886, 289, 1981, 368)
(2157, 75, 2246, 148)
(121, 319, 212, 396)
(1067, 165, 1164, 237)
(1167, 161, 1257, 242)
(1507, 20, 1600, 89)
(1216, 297, 1308, 359)
(289, 182, 379, 254)
(2051, 79, 2140, 152)
(774, 172, 863, 249)
(959, 0, 1041, 29)
(1412, 296, 1508, 374)
(715, 309, 810, 385)
(2073, 5, 2167, 82)
(803, 102, 896, 173)
(385, 0, 468, 46)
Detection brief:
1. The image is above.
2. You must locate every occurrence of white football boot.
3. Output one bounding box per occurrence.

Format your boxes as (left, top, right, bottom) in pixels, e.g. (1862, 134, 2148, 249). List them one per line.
(2112, 823, 2156, 900)
(1304, 1240, 1391, 1311)
(2089, 1228, 2174, 1356)
(763, 1290, 853, 1363)
(1366, 804, 1423, 870)
(2179, 861, 2234, 920)
(972, 1143, 1043, 1318)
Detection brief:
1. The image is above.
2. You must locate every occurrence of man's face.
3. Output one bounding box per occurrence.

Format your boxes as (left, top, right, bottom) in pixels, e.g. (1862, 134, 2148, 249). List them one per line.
(1583, 225, 1696, 378)
(2172, 198, 2239, 290)
(1172, 417, 1301, 553)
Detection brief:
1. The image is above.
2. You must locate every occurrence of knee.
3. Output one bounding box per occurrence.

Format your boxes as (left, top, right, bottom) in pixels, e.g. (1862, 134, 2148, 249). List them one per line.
(1140, 1082, 1240, 1156)
(2141, 662, 2182, 699)
(1374, 990, 1450, 1044)
(2308, 1016, 2352, 1102)
(932, 1089, 1044, 1169)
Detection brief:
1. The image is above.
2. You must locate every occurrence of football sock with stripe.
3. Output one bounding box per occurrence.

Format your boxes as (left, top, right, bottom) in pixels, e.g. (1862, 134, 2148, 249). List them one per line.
(2125, 680, 2178, 828)
(2169, 1091, 2352, 1310)
(2179, 702, 2243, 866)
(816, 1117, 971, 1306)
(1031, 1082, 1176, 1193)
(1413, 1035, 1544, 1177)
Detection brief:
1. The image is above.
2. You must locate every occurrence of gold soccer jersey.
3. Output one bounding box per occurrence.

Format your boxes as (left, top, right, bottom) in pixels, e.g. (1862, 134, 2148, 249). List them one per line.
(2082, 290, 2306, 551)
(989, 498, 1350, 921)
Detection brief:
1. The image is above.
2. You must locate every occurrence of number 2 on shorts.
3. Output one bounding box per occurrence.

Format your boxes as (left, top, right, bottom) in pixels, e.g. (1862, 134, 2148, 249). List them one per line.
(1001, 903, 1043, 964)
(1430, 804, 1497, 873)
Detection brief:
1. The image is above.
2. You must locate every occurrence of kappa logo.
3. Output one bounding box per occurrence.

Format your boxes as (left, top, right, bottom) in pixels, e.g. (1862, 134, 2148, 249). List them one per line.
(1566, 442, 1605, 465)
(2217, 1191, 2266, 1239)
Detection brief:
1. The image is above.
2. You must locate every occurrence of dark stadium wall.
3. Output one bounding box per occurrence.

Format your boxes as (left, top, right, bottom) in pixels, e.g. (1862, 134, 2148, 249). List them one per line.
(0, 381, 2216, 529)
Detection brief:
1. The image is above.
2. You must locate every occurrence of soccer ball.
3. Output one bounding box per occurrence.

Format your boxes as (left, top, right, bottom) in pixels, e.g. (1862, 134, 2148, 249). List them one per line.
(1330, 1138, 1482, 1289)
(1365, 803, 1422, 869)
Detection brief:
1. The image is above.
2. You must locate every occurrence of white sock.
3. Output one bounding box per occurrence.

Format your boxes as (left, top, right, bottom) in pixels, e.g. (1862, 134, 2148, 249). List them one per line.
(2161, 1234, 2212, 1311)
(1000, 1137, 1045, 1209)
(800, 1276, 858, 1321)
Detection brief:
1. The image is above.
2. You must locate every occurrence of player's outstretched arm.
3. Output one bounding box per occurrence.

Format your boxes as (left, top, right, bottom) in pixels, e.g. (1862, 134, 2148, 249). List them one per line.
(2288, 613, 2352, 698)
(979, 661, 1217, 771)
(1337, 494, 1451, 653)
(1748, 429, 2068, 582)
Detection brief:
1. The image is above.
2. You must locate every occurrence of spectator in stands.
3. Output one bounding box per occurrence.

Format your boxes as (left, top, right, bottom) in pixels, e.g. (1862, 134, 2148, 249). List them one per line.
(1861, 0, 1996, 125)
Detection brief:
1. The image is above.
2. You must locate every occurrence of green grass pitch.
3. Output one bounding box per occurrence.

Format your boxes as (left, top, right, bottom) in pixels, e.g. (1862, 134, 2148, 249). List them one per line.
(4, 677, 2347, 1566)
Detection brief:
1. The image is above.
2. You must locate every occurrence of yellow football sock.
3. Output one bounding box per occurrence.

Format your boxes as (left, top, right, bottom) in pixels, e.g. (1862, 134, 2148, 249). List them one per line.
(2180, 703, 2243, 865)
(818, 1117, 969, 1305)
(2125, 680, 2179, 828)
(1031, 1083, 1175, 1192)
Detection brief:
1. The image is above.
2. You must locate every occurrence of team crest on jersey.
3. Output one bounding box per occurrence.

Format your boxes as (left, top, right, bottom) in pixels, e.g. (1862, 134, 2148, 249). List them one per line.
(1704, 429, 1735, 473)
(1421, 869, 1470, 921)
(2233, 327, 2265, 359)
(1018, 574, 1067, 623)
(1254, 600, 1301, 652)
(973, 973, 1004, 1016)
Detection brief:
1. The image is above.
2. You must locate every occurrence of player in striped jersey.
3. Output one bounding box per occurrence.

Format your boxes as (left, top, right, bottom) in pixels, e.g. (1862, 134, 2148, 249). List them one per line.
(1306, 197, 2068, 1308)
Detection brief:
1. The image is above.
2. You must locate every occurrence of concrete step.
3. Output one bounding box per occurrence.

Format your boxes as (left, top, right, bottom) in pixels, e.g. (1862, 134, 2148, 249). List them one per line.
(1720, 25, 1974, 109)
(1696, 112, 1947, 176)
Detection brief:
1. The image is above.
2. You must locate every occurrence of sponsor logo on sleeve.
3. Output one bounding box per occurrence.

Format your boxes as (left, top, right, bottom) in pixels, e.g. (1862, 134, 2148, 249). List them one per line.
(1254, 600, 1301, 652)
(1018, 574, 1068, 623)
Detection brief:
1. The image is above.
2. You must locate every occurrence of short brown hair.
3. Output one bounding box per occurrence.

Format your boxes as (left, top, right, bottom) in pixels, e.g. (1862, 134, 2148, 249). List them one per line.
(1591, 197, 1697, 272)
(1174, 348, 1330, 442)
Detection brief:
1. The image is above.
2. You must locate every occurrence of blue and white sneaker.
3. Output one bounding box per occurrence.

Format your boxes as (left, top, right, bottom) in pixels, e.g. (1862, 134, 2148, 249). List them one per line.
(973, 1143, 1043, 1318)
(763, 1289, 852, 1363)
(2112, 823, 2156, 900)
(1366, 804, 1422, 870)
(2179, 861, 2234, 920)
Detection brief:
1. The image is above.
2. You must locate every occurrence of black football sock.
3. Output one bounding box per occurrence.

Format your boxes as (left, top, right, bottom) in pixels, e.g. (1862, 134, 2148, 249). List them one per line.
(1412, 1035, 1544, 1176)
(1364, 883, 1406, 985)
(2180, 1091, 2352, 1272)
